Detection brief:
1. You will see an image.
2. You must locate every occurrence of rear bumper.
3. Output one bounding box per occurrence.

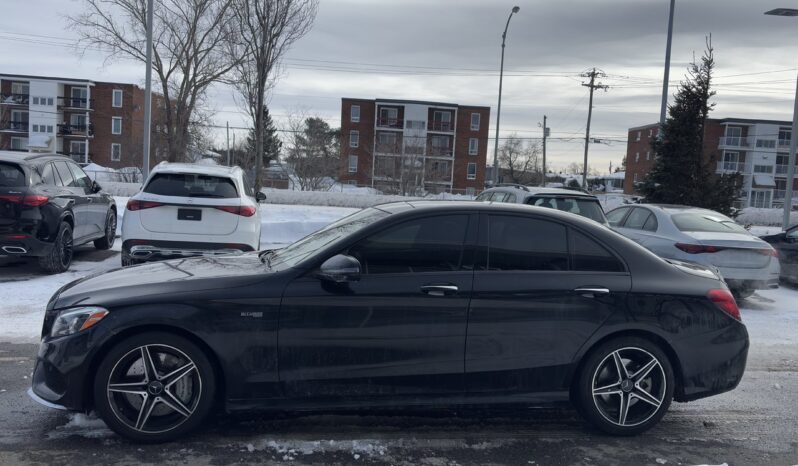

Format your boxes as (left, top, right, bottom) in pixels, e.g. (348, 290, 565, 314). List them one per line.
(122, 239, 255, 261)
(0, 235, 54, 259)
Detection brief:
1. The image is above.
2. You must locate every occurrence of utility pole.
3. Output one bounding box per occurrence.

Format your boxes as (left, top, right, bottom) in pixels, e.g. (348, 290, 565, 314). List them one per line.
(581, 68, 609, 187)
(142, 0, 154, 178)
(660, 0, 676, 126)
(226, 121, 230, 166)
(539, 115, 549, 186)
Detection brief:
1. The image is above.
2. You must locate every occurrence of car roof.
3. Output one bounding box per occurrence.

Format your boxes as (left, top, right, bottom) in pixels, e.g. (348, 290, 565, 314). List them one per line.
(373, 200, 605, 225)
(0, 151, 73, 164)
(150, 162, 242, 177)
(484, 185, 596, 198)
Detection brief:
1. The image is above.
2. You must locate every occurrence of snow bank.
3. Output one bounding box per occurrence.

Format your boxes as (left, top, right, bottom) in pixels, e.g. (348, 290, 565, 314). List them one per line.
(260, 204, 358, 247)
(260, 189, 473, 209)
(46, 413, 112, 440)
(736, 207, 798, 227)
(99, 181, 141, 197)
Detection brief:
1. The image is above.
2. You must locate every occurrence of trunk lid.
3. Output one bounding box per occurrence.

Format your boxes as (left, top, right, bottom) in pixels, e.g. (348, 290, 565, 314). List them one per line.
(685, 231, 774, 269)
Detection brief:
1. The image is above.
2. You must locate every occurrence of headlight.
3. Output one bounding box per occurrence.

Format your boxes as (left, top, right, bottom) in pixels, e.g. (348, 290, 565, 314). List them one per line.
(50, 307, 109, 338)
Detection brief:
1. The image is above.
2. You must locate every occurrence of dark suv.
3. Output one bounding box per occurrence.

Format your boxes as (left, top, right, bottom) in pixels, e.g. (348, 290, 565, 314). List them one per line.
(0, 151, 117, 273)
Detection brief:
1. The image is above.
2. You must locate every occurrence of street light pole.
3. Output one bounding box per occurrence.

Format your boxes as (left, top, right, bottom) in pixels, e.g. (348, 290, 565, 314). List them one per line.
(765, 8, 798, 229)
(142, 0, 154, 179)
(659, 0, 675, 125)
(492, 6, 520, 186)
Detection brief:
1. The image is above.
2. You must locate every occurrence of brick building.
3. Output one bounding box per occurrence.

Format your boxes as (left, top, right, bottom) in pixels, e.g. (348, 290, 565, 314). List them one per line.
(338, 98, 490, 195)
(624, 118, 798, 208)
(0, 73, 165, 169)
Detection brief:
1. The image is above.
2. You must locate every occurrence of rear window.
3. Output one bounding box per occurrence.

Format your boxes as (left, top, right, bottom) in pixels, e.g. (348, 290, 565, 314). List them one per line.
(144, 173, 238, 198)
(0, 162, 26, 187)
(527, 196, 607, 224)
(671, 212, 747, 233)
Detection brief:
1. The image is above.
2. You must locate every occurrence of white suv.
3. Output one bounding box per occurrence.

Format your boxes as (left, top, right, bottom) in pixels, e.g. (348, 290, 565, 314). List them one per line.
(121, 163, 263, 266)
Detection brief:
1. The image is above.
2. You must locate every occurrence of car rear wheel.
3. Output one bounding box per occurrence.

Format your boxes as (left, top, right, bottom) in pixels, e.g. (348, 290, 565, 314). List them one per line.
(37, 221, 73, 274)
(93, 332, 216, 443)
(94, 210, 117, 250)
(576, 337, 674, 436)
(731, 287, 755, 300)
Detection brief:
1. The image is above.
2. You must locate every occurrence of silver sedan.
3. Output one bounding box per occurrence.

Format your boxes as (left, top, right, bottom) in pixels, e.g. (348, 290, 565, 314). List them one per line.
(606, 204, 780, 299)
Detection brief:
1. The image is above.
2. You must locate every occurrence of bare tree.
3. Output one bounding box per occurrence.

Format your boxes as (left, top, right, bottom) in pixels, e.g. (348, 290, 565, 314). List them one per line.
(69, 0, 238, 162)
(498, 134, 541, 185)
(229, 0, 318, 191)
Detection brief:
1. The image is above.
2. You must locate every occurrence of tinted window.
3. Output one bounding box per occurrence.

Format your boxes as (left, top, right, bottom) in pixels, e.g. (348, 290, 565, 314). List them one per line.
(39, 163, 58, 186)
(570, 229, 625, 272)
(607, 207, 630, 226)
(349, 215, 469, 274)
(671, 212, 747, 233)
(492, 192, 508, 202)
(505, 193, 517, 203)
(53, 162, 76, 187)
(0, 163, 26, 187)
(487, 215, 568, 271)
(241, 176, 255, 197)
(475, 192, 491, 201)
(144, 173, 238, 198)
(67, 163, 92, 189)
(528, 196, 606, 224)
(642, 214, 658, 232)
(624, 208, 652, 230)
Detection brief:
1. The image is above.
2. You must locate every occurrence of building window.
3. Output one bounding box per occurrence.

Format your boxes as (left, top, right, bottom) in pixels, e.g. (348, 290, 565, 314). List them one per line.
(779, 129, 791, 146)
(349, 130, 359, 148)
(753, 164, 773, 174)
(379, 107, 399, 126)
(46, 125, 53, 133)
(32, 124, 39, 132)
(32, 97, 39, 105)
(10, 137, 27, 150)
(646, 151, 650, 161)
(467, 162, 477, 180)
(756, 139, 776, 149)
(71, 141, 86, 155)
(112, 89, 123, 108)
(469, 137, 478, 155)
(633, 173, 639, 183)
(635, 152, 639, 163)
(112, 117, 122, 135)
(470, 113, 480, 131)
(350, 105, 360, 123)
(71, 113, 87, 129)
(348, 155, 358, 173)
(47, 97, 53, 106)
(111, 143, 121, 161)
(11, 82, 29, 95)
(636, 131, 641, 141)
(648, 129, 653, 137)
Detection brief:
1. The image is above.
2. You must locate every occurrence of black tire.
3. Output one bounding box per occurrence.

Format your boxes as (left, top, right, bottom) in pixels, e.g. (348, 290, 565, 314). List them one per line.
(94, 209, 117, 250)
(93, 332, 216, 443)
(37, 221, 73, 274)
(731, 288, 755, 300)
(576, 336, 675, 436)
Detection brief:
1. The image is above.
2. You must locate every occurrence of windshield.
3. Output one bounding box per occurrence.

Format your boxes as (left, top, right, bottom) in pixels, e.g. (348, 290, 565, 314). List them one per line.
(0, 163, 26, 187)
(268, 207, 390, 269)
(671, 212, 748, 234)
(528, 196, 608, 225)
(144, 173, 238, 198)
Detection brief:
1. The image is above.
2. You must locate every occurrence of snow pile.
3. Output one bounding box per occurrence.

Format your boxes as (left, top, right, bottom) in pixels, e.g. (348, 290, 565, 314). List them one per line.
(260, 204, 358, 247)
(46, 413, 112, 440)
(736, 208, 798, 227)
(248, 438, 388, 460)
(261, 190, 418, 208)
(99, 181, 142, 197)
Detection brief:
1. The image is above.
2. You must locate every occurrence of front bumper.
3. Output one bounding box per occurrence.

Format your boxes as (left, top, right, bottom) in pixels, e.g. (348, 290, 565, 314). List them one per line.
(30, 330, 97, 412)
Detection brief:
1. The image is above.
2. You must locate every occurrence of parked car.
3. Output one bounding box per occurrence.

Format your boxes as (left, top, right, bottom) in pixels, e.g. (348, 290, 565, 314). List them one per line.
(475, 184, 608, 225)
(121, 163, 265, 266)
(606, 204, 779, 298)
(761, 224, 798, 284)
(31, 201, 748, 442)
(0, 151, 116, 273)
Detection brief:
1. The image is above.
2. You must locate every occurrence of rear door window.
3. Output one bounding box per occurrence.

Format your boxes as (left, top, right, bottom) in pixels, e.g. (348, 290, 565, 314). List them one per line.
(486, 215, 568, 271)
(0, 162, 26, 187)
(570, 229, 625, 272)
(53, 162, 76, 188)
(607, 207, 631, 226)
(39, 163, 59, 186)
(144, 173, 239, 198)
(624, 208, 653, 230)
(67, 163, 92, 190)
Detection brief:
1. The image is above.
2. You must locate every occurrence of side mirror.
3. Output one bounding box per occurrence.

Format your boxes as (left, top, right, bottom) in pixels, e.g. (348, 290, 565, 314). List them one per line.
(318, 254, 361, 283)
(256, 192, 267, 202)
(91, 180, 102, 193)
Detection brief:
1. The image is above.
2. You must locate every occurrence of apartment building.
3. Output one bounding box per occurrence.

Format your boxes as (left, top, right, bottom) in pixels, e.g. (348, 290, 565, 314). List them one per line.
(339, 98, 490, 195)
(0, 73, 160, 168)
(624, 118, 798, 208)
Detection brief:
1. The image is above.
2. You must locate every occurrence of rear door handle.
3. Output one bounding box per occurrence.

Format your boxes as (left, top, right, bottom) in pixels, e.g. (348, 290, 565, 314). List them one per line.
(421, 284, 459, 296)
(574, 287, 610, 297)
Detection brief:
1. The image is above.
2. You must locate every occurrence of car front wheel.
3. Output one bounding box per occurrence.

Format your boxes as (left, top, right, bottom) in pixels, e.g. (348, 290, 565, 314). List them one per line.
(576, 337, 674, 436)
(93, 332, 216, 442)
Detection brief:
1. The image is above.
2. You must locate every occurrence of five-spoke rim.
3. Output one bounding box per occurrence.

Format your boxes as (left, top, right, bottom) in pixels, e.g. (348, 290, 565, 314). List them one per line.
(106, 344, 201, 434)
(591, 346, 666, 427)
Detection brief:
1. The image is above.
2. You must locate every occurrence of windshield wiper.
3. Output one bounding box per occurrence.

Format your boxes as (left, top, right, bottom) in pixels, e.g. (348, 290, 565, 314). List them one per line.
(259, 249, 277, 267)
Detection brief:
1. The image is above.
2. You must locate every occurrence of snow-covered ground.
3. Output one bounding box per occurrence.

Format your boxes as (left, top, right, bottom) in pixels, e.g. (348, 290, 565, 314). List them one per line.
(1, 199, 796, 351)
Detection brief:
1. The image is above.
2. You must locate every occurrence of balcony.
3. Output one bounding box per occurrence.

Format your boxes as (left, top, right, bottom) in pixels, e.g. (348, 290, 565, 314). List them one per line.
(57, 96, 94, 111)
(427, 147, 453, 157)
(776, 164, 788, 175)
(58, 123, 94, 137)
(57, 151, 92, 164)
(0, 120, 29, 132)
(428, 120, 453, 132)
(0, 94, 29, 105)
(376, 117, 403, 129)
(718, 136, 752, 149)
(716, 161, 750, 174)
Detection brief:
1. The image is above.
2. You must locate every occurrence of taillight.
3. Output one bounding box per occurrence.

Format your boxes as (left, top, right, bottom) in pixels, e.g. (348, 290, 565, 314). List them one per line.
(215, 205, 256, 217)
(675, 243, 726, 254)
(707, 289, 741, 321)
(0, 194, 49, 207)
(126, 199, 163, 211)
(757, 247, 778, 257)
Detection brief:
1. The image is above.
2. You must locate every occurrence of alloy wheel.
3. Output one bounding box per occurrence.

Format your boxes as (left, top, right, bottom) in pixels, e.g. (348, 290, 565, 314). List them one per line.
(58, 228, 73, 269)
(106, 344, 202, 434)
(106, 213, 116, 246)
(591, 346, 667, 427)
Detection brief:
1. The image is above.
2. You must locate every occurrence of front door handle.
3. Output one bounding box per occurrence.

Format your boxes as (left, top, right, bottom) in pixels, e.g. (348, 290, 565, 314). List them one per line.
(574, 287, 610, 298)
(421, 284, 459, 296)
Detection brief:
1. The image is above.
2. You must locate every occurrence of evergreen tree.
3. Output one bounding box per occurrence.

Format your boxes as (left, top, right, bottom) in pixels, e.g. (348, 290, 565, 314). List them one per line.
(640, 39, 741, 216)
(246, 107, 282, 167)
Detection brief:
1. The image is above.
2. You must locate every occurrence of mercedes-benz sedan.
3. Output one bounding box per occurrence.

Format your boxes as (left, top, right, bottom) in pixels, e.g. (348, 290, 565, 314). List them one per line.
(30, 201, 748, 442)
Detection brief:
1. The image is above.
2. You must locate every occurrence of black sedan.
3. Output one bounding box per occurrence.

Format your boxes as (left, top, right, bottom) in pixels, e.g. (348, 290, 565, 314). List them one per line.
(30, 201, 748, 442)
(761, 224, 798, 284)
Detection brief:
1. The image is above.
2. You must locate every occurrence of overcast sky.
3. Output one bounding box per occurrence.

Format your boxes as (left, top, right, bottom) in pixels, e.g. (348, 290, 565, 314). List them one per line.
(2, 0, 798, 173)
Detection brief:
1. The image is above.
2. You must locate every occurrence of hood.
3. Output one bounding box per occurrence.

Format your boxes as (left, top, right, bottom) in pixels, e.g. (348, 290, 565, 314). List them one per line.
(52, 253, 272, 309)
